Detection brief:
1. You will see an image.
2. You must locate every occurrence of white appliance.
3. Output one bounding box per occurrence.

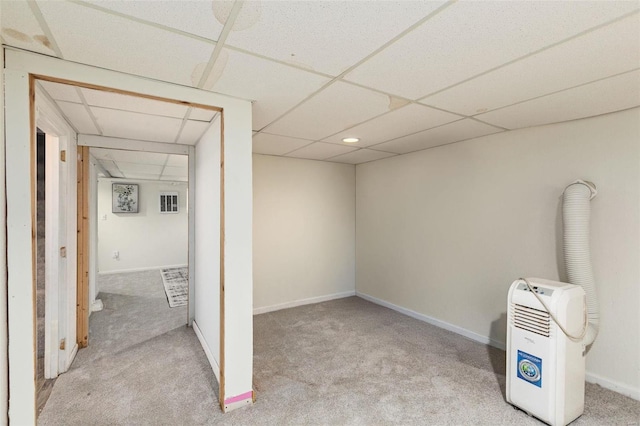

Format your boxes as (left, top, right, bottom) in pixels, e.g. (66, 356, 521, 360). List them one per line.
(506, 278, 586, 426)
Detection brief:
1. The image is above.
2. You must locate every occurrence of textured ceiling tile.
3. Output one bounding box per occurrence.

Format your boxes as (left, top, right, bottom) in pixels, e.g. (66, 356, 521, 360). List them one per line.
(161, 166, 188, 177)
(285, 142, 358, 161)
(372, 119, 504, 154)
(100, 160, 124, 178)
(201, 48, 330, 131)
(166, 155, 188, 167)
(55, 101, 99, 134)
(177, 120, 211, 145)
(323, 103, 462, 147)
(346, 1, 640, 99)
(252, 133, 312, 156)
(115, 162, 163, 175)
(264, 81, 391, 140)
(422, 13, 640, 116)
(476, 70, 640, 130)
(189, 108, 218, 122)
(91, 107, 183, 143)
(38, 1, 215, 87)
(81, 0, 224, 40)
(1, 1, 57, 56)
(92, 149, 168, 166)
(329, 149, 397, 165)
(38, 81, 82, 103)
(160, 175, 187, 182)
(223, 1, 446, 76)
(81, 88, 189, 119)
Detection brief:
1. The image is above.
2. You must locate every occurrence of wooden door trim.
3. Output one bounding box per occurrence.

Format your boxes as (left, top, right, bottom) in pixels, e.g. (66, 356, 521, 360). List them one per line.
(76, 145, 90, 348)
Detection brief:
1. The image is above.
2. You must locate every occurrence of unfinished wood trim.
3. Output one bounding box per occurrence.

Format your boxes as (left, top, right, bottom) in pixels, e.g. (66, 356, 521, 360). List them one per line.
(219, 110, 226, 410)
(29, 75, 38, 418)
(32, 74, 222, 113)
(76, 145, 90, 348)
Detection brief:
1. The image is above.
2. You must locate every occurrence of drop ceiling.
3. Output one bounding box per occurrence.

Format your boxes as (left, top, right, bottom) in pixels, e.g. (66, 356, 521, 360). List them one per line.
(90, 147, 188, 182)
(3, 1, 640, 165)
(35, 79, 215, 180)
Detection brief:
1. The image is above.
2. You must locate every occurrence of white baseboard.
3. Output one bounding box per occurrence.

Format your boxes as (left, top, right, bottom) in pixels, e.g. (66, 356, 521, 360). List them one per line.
(356, 291, 640, 401)
(193, 320, 220, 383)
(98, 264, 188, 275)
(65, 343, 78, 373)
(356, 291, 506, 350)
(586, 372, 639, 401)
(253, 290, 356, 315)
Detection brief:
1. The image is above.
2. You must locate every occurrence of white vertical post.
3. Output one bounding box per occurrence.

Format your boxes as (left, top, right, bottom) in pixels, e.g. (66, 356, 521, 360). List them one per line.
(5, 69, 37, 425)
(221, 102, 254, 409)
(0, 33, 10, 426)
(188, 145, 196, 326)
(44, 134, 61, 378)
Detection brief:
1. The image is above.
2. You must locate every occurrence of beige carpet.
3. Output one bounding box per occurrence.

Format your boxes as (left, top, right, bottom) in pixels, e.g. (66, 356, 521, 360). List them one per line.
(38, 278, 640, 425)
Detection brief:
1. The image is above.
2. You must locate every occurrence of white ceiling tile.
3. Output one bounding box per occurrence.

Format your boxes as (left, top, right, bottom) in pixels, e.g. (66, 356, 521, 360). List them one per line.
(177, 120, 211, 145)
(122, 172, 162, 180)
(81, 0, 225, 40)
(38, 1, 215, 87)
(329, 149, 397, 165)
(252, 133, 312, 156)
(160, 175, 187, 182)
(55, 101, 99, 134)
(199, 48, 330, 130)
(116, 162, 163, 175)
(372, 119, 504, 154)
(161, 166, 188, 177)
(422, 13, 640, 116)
(90, 148, 111, 160)
(223, 1, 447, 76)
(285, 142, 358, 161)
(346, 2, 640, 99)
(189, 108, 218, 122)
(38, 81, 82, 103)
(81, 88, 189, 119)
(165, 155, 188, 167)
(100, 160, 124, 178)
(92, 149, 168, 166)
(476, 70, 640, 130)
(91, 107, 182, 143)
(1, 1, 57, 56)
(323, 103, 462, 147)
(265, 81, 391, 140)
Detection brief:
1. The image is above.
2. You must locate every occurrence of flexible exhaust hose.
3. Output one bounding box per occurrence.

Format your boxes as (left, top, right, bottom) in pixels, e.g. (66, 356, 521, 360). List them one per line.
(563, 180, 599, 347)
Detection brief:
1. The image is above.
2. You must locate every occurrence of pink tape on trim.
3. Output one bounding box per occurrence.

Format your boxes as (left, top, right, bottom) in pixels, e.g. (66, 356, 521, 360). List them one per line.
(224, 391, 253, 405)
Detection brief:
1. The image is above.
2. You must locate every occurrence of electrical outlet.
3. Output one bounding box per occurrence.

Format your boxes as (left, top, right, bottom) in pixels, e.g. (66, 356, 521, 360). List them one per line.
(113, 250, 119, 260)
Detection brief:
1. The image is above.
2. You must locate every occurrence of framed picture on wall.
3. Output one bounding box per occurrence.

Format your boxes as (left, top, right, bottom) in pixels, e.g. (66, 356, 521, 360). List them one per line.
(112, 183, 139, 213)
(159, 191, 179, 213)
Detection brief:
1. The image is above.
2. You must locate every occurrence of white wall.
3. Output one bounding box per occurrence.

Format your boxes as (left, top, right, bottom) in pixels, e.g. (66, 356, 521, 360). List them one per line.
(89, 159, 98, 307)
(97, 178, 188, 273)
(194, 117, 221, 378)
(356, 108, 640, 399)
(253, 155, 356, 313)
(0, 8, 8, 423)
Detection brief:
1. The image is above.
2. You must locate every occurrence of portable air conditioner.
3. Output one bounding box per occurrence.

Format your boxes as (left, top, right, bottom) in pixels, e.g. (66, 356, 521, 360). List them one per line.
(506, 278, 586, 426)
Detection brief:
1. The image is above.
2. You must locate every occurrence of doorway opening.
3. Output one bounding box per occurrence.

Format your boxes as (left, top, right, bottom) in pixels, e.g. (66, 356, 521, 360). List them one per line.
(87, 147, 190, 362)
(32, 76, 224, 418)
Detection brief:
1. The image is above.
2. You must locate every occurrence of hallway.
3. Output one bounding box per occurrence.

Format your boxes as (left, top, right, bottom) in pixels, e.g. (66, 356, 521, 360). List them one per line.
(38, 270, 219, 424)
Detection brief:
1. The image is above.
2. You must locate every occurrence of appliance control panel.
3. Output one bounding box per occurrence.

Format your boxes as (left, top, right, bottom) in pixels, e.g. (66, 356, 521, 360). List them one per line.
(517, 282, 554, 297)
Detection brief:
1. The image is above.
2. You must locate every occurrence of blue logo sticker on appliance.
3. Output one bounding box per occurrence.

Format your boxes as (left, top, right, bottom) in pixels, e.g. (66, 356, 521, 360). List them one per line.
(517, 350, 542, 388)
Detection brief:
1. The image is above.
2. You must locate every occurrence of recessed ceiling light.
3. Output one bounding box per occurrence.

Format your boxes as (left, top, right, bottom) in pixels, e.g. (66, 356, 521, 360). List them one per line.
(342, 137, 360, 143)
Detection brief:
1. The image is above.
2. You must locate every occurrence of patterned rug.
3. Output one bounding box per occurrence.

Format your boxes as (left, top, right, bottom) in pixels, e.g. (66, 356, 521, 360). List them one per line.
(160, 267, 188, 308)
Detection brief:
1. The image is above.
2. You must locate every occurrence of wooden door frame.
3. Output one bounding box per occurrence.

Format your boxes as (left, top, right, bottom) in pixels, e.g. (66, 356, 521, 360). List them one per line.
(5, 49, 254, 424)
(76, 145, 90, 348)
